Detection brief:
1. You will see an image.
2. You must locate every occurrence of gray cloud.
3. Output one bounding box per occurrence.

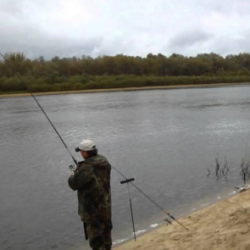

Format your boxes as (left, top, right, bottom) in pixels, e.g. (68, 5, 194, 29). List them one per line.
(167, 30, 212, 52)
(1, 34, 104, 59)
(208, 32, 250, 56)
(1, 0, 250, 59)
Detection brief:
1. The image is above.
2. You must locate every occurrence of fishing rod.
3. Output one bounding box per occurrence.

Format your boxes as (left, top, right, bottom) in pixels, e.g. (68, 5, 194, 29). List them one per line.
(1, 52, 86, 239)
(0, 52, 78, 165)
(0, 52, 188, 232)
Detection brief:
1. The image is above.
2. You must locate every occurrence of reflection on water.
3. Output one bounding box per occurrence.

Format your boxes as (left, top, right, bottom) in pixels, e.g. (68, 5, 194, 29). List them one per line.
(1, 85, 250, 250)
(184, 100, 250, 109)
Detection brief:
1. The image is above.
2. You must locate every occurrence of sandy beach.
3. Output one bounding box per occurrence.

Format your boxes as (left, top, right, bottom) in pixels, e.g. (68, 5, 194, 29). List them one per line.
(114, 187, 250, 250)
(0, 82, 250, 98)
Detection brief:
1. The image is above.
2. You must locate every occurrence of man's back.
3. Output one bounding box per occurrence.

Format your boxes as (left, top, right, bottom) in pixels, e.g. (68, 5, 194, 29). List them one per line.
(68, 154, 112, 221)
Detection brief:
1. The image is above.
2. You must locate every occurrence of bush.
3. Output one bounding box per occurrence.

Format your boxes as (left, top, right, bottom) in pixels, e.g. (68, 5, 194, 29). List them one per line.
(1, 75, 250, 94)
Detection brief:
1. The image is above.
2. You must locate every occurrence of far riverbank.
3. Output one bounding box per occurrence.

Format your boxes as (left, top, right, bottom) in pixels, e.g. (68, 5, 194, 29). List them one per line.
(1, 81, 250, 98)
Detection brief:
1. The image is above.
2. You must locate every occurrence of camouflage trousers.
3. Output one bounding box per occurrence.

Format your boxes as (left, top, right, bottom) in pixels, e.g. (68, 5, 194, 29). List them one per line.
(82, 217, 112, 250)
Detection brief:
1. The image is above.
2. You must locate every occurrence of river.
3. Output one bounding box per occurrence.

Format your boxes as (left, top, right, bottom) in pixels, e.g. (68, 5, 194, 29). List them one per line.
(1, 85, 250, 249)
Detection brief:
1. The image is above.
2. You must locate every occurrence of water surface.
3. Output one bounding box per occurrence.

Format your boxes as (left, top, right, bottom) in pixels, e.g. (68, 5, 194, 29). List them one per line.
(1, 85, 250, 249)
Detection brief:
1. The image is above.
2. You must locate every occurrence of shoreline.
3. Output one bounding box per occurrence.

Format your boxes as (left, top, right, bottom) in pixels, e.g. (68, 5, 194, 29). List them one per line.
(1, 82, 250, 98)
(114, 186, 250, 250)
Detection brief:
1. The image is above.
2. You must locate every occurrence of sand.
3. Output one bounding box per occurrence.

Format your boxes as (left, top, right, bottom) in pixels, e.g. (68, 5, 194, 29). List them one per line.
(114, 188, 250, 250)
(1, 82, 250, 98)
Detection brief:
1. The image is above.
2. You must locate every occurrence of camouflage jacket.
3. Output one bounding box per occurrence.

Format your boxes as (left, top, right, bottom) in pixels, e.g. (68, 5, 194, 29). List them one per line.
(68, 155, 111, 222)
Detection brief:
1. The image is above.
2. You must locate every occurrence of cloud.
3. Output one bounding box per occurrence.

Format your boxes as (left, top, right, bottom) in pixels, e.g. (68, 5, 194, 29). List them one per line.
(167, 30, 213, 53)
(1, 0, 250, 59)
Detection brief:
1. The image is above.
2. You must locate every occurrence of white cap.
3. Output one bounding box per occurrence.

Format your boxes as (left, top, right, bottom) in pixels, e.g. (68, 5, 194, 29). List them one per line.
(75, 139, 96, 152)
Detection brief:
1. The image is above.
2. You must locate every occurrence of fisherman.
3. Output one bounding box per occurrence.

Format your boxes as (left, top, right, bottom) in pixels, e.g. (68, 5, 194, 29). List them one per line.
(68, 139, 112, 250)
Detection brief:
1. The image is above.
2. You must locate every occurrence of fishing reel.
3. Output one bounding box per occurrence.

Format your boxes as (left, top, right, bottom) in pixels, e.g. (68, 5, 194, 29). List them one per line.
(69, 164, 77, 172)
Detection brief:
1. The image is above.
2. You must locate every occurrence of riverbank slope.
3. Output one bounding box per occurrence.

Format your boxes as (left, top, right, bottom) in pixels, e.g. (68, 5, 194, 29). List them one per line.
(1, 82, 250, 98)
(115, 188, 250, 250)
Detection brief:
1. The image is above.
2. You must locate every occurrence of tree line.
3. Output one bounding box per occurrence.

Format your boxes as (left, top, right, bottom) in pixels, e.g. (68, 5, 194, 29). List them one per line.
(1, 52, 250, 93)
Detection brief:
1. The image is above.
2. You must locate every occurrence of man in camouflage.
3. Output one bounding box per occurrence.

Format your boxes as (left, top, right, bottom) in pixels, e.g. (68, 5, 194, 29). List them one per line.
(68, 139, 112, 250)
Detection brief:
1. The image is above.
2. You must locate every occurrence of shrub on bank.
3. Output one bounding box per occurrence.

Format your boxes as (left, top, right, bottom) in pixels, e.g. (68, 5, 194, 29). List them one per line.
(1, 75, 250, 94)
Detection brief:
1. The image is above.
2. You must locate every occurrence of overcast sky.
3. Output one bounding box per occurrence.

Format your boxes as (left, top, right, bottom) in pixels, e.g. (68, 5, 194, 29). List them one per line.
(1, 0, 250, 59)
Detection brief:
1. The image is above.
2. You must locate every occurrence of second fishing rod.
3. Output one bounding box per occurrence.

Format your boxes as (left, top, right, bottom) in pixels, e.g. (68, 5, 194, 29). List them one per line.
(0, 52, 188, 233)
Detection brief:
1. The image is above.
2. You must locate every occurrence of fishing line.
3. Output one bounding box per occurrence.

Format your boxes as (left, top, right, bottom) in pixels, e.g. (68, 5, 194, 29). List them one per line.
(117, 168, 188, 231)
(0, 52, 188, 231)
